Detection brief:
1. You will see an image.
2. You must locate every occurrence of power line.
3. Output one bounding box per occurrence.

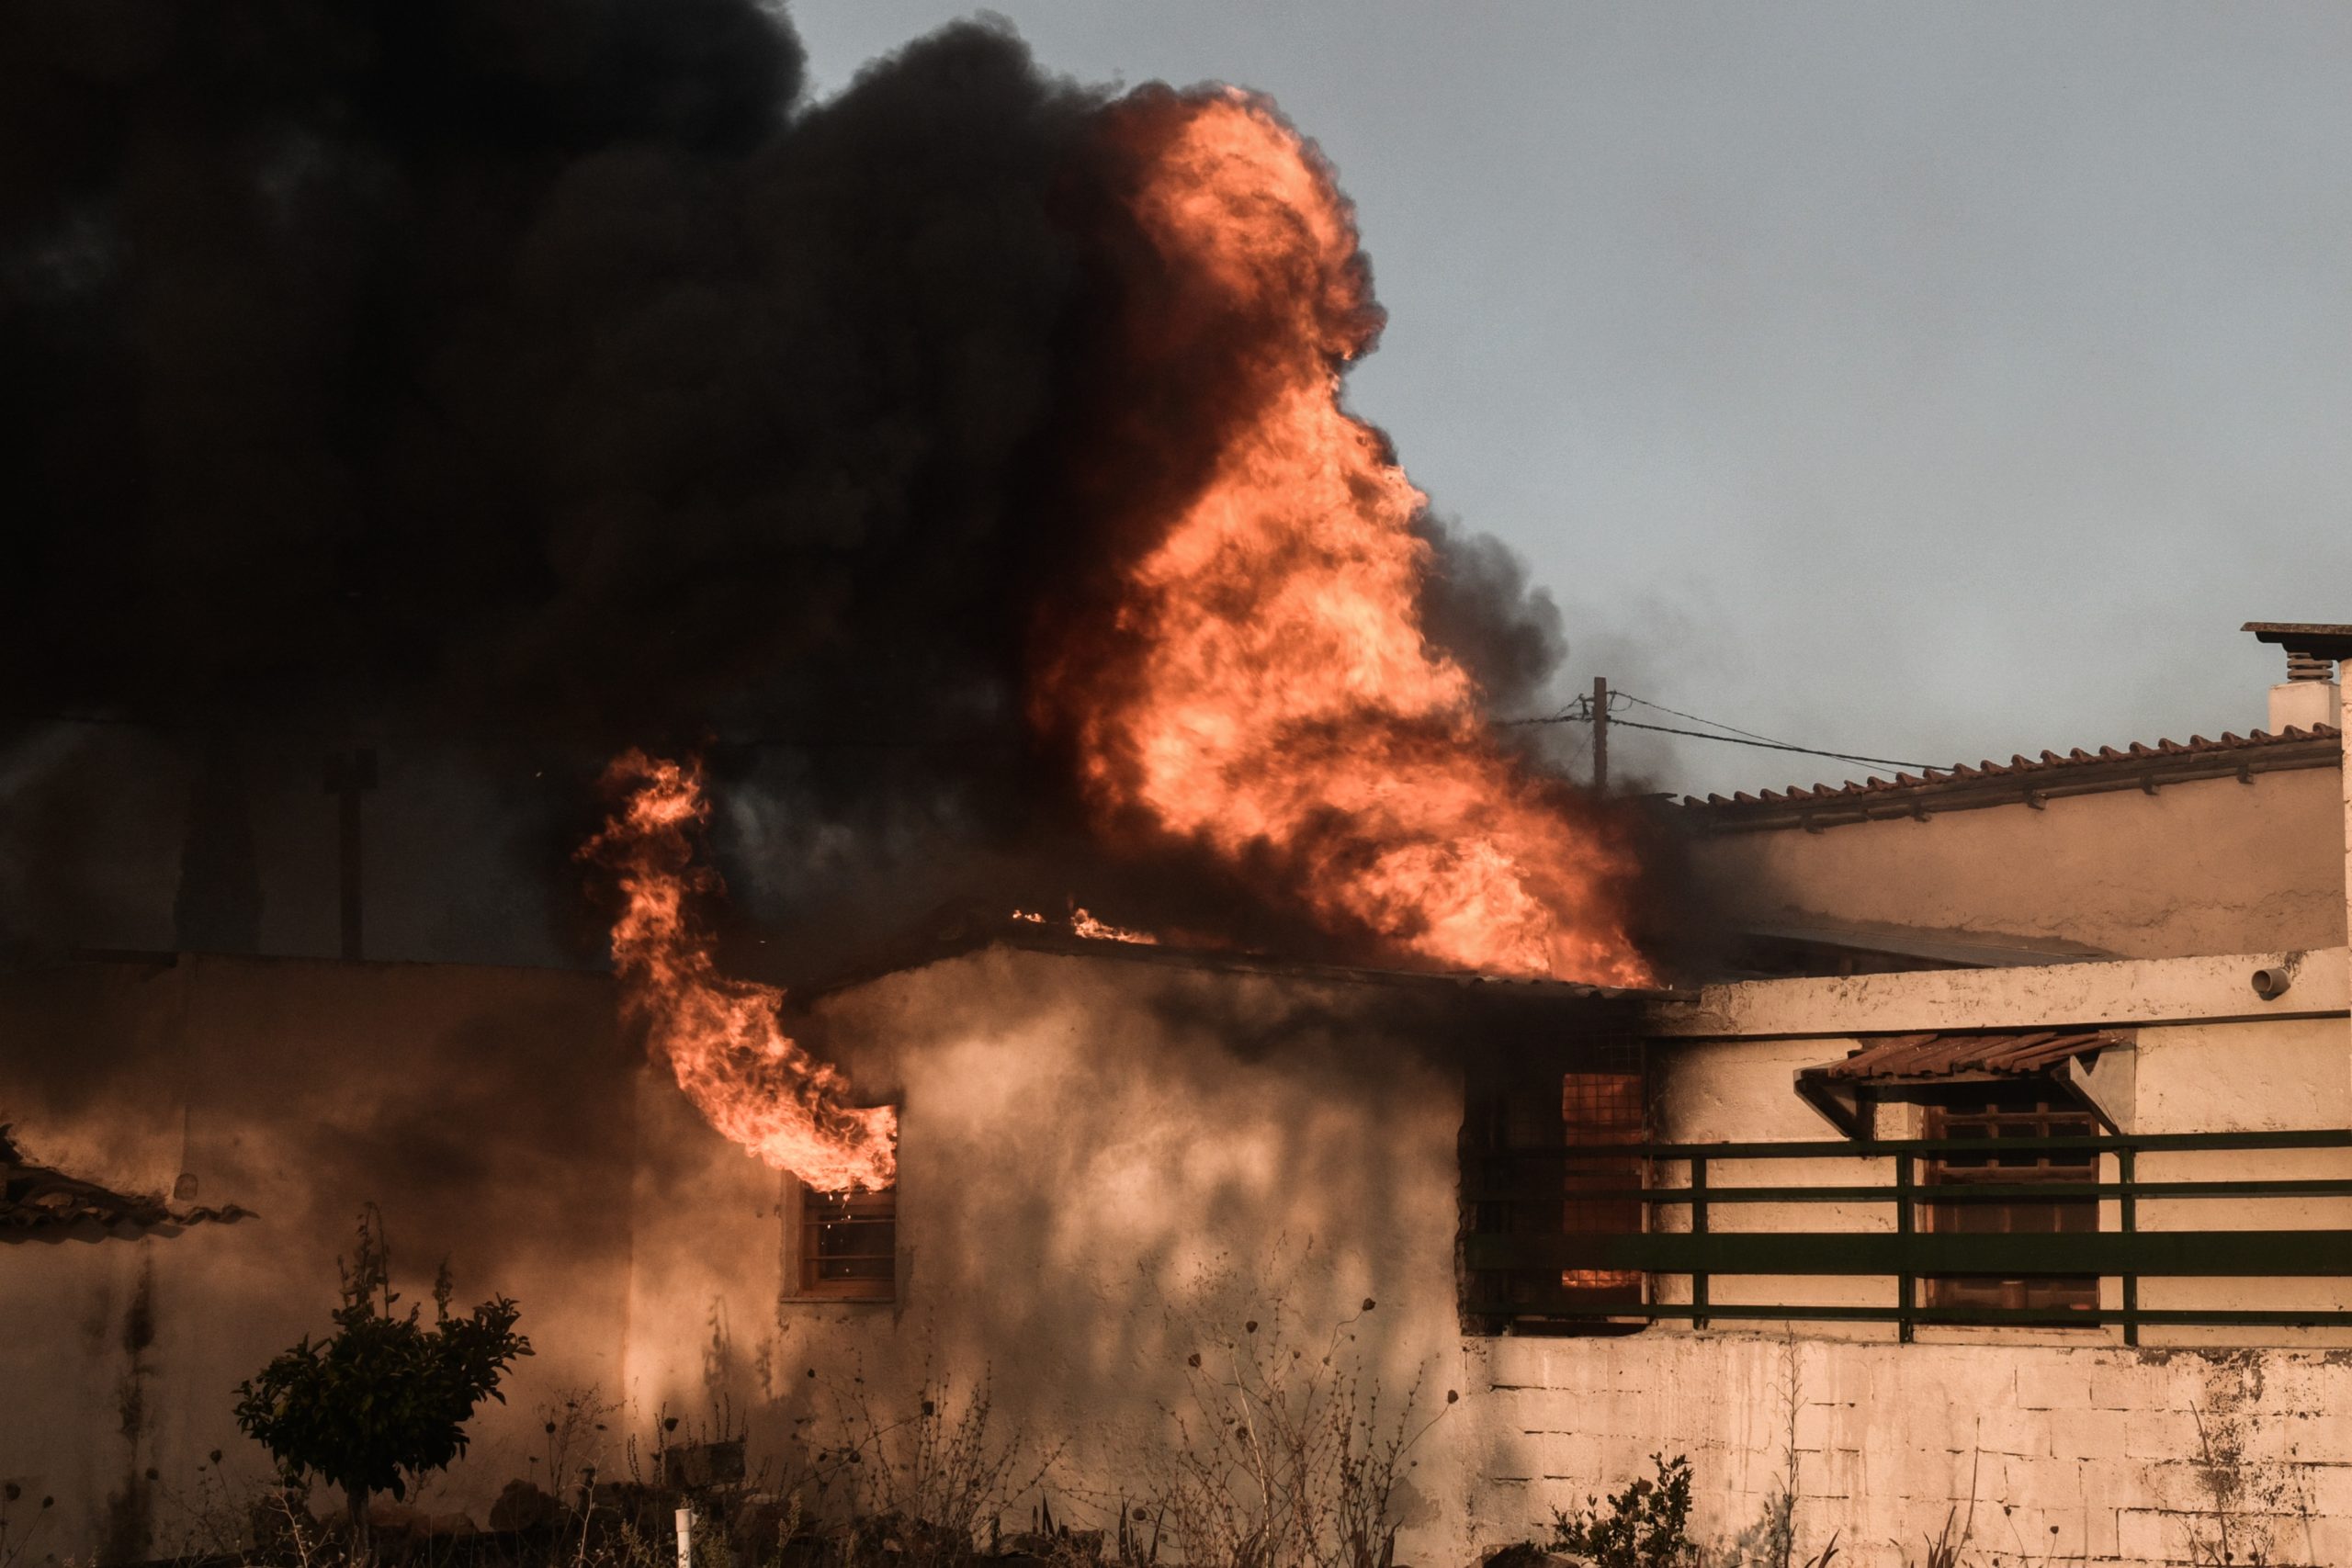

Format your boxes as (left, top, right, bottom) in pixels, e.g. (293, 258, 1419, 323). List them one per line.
(1616, 692, 1796, 750)
(1618, 689, 1932, 770)
(1510, 704, 1932, 773)
(1600, 716, 1932, 772)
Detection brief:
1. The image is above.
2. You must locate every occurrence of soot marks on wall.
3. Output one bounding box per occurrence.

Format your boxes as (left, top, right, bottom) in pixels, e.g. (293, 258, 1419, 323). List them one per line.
(102, 1250, 158, 1565)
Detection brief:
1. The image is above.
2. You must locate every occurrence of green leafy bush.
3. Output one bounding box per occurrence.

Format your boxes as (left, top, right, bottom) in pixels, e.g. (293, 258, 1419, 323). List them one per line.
(1548, 1452, 1698, 1568)
(233, 1207, 532, 1550)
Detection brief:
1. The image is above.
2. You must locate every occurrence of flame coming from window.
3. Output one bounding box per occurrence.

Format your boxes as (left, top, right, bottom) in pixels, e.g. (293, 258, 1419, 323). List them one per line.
(1039, 92, 1652, 987)
(584, 751, 896, 1191)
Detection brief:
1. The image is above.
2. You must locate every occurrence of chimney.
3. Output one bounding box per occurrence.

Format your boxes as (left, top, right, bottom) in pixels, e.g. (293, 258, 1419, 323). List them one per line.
(2243, 622, 2351, 734)
(2242, 624, 2352, 1091)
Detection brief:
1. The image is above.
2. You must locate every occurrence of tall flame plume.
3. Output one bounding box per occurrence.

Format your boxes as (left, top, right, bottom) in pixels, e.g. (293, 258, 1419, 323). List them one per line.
(584, 750, 896, 1191)
(1040, 92, 1653, 987)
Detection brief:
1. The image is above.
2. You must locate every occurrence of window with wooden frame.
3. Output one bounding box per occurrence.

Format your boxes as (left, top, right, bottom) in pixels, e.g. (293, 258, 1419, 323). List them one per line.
(1461, 1042, 1649, 1333)
(1921, 1083, 2098, 1315)
(790, 1179, 898, 1302)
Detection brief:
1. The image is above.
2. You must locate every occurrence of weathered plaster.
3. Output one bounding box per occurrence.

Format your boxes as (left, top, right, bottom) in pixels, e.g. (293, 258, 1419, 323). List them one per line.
(7, 948, 2349, 1568)
(1654, 947, 2351, 1039)
(1690, 764, 2346, 963)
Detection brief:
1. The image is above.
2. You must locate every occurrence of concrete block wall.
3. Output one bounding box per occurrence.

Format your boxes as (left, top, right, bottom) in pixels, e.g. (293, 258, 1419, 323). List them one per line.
(1464, 1331, 2352, 1568)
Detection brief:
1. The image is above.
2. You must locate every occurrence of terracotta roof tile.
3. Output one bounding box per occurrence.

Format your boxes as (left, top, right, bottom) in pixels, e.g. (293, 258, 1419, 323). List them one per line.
(0, 1126, 253, 1242)
(1804, 1029, 2123, 1083)
(1684, 724, 2339, 817)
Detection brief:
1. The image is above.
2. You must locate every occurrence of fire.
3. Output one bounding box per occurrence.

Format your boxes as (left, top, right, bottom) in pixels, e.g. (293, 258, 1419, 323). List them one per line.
(583, 751, 896, 1191)
(1012, 907, 1161, 945)
(1071, 908, 1159, 944)
(1039, 92, 1652, 987)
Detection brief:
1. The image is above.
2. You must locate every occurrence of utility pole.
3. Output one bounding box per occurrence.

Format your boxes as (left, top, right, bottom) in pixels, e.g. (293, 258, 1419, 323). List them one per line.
(1591, 675, 1610, 794)
(322, 747, 378, 961)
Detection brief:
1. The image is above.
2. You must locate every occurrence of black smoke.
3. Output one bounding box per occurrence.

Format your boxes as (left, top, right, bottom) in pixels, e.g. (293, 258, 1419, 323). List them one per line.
(2, 1, 1105, 735)
(0, 1, 1597, 976)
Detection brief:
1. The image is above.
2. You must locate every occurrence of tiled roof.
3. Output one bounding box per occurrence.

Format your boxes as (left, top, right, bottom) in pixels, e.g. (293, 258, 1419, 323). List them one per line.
(805, 903, 1678, 1002)
(988, 922, 1669, 1001)
(1804, 1029, 2123, 1083)
(0, 1126, 253, 1243)
(1683, 724, 2338, 829)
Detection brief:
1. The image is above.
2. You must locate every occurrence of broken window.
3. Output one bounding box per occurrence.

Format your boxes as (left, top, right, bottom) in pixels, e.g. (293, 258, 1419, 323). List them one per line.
(790, 1179, 898, 1302)
(1921, 1084, 2098, 1316)
(1461, 1043, 1649, 1334)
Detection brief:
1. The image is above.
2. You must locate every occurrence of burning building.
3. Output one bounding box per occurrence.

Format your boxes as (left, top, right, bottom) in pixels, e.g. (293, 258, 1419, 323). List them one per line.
(0, 923, 1652, 1564)
(5, 629, 2350, 1567)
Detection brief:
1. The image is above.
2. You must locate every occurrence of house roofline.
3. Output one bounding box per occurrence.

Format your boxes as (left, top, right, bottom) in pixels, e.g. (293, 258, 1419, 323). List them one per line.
(805, 917, 1681, 1004)
(1679, 726, 2338, 835)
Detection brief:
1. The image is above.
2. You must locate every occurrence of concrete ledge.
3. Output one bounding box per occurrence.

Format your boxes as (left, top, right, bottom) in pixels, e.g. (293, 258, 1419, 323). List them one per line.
(1651, 948, 2350, 1039)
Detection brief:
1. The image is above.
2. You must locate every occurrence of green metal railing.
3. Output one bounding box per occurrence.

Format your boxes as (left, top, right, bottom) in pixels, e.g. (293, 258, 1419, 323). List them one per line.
(1460, 1129, 2352, 1342)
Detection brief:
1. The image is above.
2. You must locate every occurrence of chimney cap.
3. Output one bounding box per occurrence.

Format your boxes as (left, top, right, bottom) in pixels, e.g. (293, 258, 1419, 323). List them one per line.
(2245, 622, 2352, 682)
(2244, 622, 2352, 653)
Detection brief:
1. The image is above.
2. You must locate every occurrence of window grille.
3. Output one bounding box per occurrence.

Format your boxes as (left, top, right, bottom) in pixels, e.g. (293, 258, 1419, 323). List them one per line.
(1558, 1066, 1647, 1301)
(795, 1181, 897, 1301)
(1921, 1088, 2098, 1314)
(1461, 1042, 1649, 1334)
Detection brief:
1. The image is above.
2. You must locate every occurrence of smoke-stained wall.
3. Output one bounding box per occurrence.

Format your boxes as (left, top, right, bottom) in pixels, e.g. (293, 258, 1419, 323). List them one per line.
(622, 944, 1495, 1538)
(0, 953, 637, 1562)
(8, 945, 2352, 1568)
(0, 943, 1617, 1563)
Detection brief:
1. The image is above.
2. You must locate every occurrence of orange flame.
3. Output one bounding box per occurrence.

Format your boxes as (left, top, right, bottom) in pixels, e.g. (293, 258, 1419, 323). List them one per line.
(1012, 907, 1161, 945)
(1040, 92, 1652, 987)
(583, 751, 896, 1191)
(1070, 908, 1159, 944)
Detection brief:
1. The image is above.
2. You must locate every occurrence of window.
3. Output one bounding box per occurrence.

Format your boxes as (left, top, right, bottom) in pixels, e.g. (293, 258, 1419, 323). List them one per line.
(1557, 1066, 1647, 1306)
(1461, 1043, 1649, 1333)
(1921, 1084, 2098, 1315)
(791, 1179, 897, 1302)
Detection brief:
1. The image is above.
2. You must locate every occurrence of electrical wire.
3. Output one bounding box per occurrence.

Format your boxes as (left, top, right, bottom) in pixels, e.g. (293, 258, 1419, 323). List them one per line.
(1509, 703, 1931, 773)
(1617, 692, 1803, 750)
(1616, 690, 1931, 770)
(1589, 716, 1931, 772)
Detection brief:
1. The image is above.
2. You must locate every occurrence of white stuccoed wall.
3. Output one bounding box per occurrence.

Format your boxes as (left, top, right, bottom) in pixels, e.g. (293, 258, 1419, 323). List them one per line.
(1686, 761, 2346, 963)
(1470, 1331, 2352, 1567)
(0, 954, 640, 1566)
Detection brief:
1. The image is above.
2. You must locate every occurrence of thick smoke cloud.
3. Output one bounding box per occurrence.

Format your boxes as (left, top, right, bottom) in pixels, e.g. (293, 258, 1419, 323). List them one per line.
(2, 0, 1094, 737)
(0, 0, 1590, 976)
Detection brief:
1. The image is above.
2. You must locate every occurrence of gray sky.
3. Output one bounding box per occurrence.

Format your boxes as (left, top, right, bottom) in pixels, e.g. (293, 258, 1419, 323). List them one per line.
(796, 1, 2352, 798)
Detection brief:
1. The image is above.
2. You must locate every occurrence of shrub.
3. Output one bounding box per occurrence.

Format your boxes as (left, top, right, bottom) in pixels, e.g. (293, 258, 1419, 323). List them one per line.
(1548, 1452, 1698, 1568)
(1147, 1299, 1449, 1568)
(233, 1207, 532, 1555)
